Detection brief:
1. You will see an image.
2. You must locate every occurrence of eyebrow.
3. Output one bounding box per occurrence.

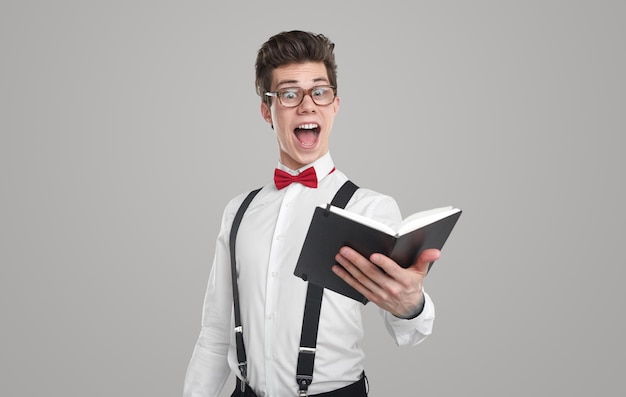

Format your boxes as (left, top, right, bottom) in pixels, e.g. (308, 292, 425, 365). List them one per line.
(276, 77, 329, 88)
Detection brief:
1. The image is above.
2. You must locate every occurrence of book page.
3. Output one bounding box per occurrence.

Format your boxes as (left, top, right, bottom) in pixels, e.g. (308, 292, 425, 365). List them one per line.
(397, 206, 460, 235)
(325, 205, 460, 237)
(324, 205, 397, 235)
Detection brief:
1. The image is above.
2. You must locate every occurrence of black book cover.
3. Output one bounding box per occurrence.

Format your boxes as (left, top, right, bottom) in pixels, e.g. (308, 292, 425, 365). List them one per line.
(293, 206, 462, 304)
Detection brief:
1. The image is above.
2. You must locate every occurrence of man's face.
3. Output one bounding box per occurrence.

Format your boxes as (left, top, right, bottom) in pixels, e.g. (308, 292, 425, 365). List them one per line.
(260, 62, 340, 170)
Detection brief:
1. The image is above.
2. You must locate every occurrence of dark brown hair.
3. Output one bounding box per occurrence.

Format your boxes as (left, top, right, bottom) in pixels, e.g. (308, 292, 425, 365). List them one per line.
(255, 30, 338, 106)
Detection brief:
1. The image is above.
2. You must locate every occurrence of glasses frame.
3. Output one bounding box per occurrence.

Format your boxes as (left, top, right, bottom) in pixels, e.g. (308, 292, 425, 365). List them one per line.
(264, 85, 337, 108)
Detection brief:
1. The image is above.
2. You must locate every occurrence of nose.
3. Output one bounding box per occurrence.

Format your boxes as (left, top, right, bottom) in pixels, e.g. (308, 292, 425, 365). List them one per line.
(297, 93, 316, 112)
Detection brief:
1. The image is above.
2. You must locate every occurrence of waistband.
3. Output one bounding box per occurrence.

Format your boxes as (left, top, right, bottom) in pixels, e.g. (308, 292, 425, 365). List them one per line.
(233, 373, 367, 397)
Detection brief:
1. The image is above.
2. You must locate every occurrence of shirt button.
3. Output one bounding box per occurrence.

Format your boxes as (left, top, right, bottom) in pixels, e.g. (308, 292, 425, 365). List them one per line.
(275, 235, 284, 241)
(271, 271, 279, 278)
(267, 313, 275, 320)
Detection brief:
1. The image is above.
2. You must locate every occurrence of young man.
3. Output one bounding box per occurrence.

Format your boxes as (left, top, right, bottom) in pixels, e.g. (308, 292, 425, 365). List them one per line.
(184, 31, 440, 397)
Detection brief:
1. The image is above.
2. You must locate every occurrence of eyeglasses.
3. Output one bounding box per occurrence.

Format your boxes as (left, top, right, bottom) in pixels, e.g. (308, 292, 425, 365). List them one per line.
(264, 85, 336, 108)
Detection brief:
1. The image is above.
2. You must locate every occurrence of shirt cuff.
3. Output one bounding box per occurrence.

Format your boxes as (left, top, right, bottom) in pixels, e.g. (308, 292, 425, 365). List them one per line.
(383, 291, 435, 345)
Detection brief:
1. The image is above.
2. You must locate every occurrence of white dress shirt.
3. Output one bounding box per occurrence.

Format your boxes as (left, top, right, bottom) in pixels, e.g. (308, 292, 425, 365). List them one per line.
(184, 153, 435, 397)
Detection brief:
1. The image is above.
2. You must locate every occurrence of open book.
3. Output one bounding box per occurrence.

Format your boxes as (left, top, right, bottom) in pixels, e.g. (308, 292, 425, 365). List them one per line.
(293, 205, 462, 304)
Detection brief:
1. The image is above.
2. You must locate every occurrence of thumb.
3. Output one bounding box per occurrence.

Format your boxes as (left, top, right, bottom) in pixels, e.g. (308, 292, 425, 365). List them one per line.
(411, 248, 441, 274)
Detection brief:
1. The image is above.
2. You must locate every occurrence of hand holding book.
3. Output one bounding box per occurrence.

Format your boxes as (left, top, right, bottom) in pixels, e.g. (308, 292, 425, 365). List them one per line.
(333, 245, 442, 317)
(294, 205, 462, 304)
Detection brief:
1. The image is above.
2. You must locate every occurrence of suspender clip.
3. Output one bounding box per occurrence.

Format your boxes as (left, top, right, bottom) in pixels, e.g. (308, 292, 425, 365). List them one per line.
(238, 361, 248, 392)
(297, 375, 313, 397)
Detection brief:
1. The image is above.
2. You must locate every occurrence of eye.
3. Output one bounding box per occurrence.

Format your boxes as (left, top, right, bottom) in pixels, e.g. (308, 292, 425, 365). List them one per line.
(311, 87, 328, 97)
(280, 89, 299, 100)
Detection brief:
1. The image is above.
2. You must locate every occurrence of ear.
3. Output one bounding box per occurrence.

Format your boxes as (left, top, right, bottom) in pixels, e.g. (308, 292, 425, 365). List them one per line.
(332, 95, 341, 114)
(260, 102, 273, 125)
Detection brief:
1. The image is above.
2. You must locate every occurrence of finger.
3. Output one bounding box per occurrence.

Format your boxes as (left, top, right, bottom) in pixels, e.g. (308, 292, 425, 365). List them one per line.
(334, 249, 385, 296)
(337, 247, 392, 283)
(410, 249, 441, 274)
(333, 259, 377, 300)
(369, 249, 440, 279)
(367, 252, 404, 277)
(334, 249, 380, 285)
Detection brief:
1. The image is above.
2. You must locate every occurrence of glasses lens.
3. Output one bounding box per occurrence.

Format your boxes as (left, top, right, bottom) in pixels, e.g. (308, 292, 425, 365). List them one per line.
(310, 86, 335, 105)
(278, 89, 302, 107)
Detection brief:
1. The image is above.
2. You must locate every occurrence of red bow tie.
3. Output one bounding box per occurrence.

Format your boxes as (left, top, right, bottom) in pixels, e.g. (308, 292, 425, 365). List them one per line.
(274, 167, 318, 190)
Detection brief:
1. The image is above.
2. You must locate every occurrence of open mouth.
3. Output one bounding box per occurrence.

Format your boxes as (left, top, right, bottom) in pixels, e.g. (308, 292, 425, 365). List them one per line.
(294, 123, 320, 148)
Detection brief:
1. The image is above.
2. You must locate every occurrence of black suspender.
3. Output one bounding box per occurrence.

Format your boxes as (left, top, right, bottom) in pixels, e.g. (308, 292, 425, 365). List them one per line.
(229, 181, 359, 395)
(295, 181, 358, 396)
(229, 187, 262, 390)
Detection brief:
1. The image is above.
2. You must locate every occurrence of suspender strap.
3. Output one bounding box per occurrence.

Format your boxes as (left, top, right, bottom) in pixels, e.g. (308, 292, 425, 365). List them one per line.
(328, 181, 359, 214)
(296, 180, 359, 396)
(229, 181, 359, 395)
(230, 187, 262, 389)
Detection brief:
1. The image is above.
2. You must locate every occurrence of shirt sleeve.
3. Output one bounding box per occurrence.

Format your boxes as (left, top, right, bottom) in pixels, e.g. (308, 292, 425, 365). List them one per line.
(183, 197, 242, 397)
(381, 291, 435, 346)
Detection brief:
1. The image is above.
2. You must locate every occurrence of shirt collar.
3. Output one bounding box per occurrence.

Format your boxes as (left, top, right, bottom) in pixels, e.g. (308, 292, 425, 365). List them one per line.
(276, 152, 335, 185)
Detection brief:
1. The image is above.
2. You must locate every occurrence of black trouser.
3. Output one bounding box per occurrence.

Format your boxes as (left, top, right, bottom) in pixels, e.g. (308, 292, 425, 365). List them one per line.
(232, 374, 368, 397)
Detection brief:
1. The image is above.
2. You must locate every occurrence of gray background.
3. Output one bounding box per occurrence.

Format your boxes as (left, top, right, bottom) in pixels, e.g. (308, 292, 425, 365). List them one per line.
(2, 1, 624, 396)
